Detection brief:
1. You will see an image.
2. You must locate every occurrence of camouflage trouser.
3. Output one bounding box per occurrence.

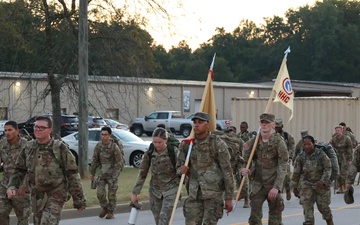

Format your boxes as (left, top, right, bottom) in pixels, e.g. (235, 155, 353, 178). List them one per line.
(300, 185, 332, 223)
(97, 177, 118, 211)
(183, 191, 224, 225)
(249, 186, 284, 225)
(32, 188, 67, 225)
(283, 163, 291, 191)
(337, 159, 347, 187)
(0, 185, 31, 225)
(149, 191, 177, 225)
(234, 172, 249, 198)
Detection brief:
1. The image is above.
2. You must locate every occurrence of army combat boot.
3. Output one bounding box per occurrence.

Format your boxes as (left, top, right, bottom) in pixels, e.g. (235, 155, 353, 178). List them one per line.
(326, 218, 334, 225)
(106, 211, 114, 219)
(243, 196, 249, 208)
(99, 208, 108, 218)
(286, 189, 291, 201)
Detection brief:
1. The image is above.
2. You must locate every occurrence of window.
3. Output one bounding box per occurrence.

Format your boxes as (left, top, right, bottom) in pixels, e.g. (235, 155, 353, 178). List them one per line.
(147, 113, 157, 120)
(157, 113, 169, 119)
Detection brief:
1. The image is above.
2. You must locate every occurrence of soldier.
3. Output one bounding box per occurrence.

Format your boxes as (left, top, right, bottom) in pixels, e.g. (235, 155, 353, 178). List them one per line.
(0, 121, 31, 225)
(90, 126, 124, 219)
(339, 122, 358, 148)
(131, 127, 180, 225)
(291, 135, 334, 225)
(294, 129, 309, 161)
(345, 144, 360, 192)
(238, 121, 255, 142)
(178, 112, 234, 225)
(330, 125, 352, 193)
(7, 116, 86, 225)
(241, 113, 288, 225)
(274, 118, 295, 201)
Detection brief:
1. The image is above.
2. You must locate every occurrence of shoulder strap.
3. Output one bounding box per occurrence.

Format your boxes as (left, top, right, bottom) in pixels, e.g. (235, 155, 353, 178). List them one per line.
(167, 145, 176, 167)
(284, 132, 288, 141)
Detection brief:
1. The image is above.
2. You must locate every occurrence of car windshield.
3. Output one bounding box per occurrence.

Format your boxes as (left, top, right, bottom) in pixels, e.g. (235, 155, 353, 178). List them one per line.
(63, 116, 78, 123)
(112, 130, 143, 143)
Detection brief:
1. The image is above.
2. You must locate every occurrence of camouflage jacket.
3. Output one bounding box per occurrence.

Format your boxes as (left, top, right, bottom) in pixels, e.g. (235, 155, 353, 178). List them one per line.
(8, 139, 86, 208)
(330, 135, 353, 162)
(277, 131, 295, 160)
(294, 139, 304, 160)
(346, 145, 360, 185)
(90, 139, 124, 179)
(177, 133, 234, 200)
(132, 146, 180, 198)
(291, 147, 331, 189)
(239, 131, 253, 142)
(0, 136, 28, 185)
(244, 133, 288, 194)
(343, 130, 358, 148)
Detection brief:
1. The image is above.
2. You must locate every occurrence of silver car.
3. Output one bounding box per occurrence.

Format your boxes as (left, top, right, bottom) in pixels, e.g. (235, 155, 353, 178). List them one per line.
(62, 128, 151, 168)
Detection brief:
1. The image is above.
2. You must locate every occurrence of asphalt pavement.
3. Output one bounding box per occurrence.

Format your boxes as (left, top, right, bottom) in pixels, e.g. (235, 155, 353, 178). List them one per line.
(10, 184, 360, 225)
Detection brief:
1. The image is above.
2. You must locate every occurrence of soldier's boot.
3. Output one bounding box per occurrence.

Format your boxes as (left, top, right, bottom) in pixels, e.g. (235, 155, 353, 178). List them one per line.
(105, 211, 114, 219)
(286, 189, 291, 201)
(99, 208, 108, 218)
(243, 196, 249, 208)
(326, 218, 334, 225)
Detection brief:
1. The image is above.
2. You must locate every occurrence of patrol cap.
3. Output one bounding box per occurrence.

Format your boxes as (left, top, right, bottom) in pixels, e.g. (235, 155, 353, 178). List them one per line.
(191, 112, 210, 122)
(275, 118, 283, 127)
(259, 113, 275, 123)
(300, 129, 308, 137)
(344, 186, 354, 204)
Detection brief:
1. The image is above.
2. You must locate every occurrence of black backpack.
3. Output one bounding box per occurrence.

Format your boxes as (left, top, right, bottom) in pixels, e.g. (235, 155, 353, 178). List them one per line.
(146, 142, 177, 168)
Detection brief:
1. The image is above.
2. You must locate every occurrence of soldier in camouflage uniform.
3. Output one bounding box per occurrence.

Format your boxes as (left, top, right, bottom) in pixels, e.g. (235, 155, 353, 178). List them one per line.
(0, 121, 31, 225)
(274, 118, 295, 201)
(7, 116, 86, 225)
(291, 135, 334, 225)
(90, 126, 124, 219)
(238, 121, 255, 142)
(330, 125, 353, 193)
(178, 112, 234, 225)
(339, 122, 358, 148)
(345, 144, 360, 192)
(131, 127, 180, 225)
(294, 130, 308, 162)
(241, 113, 288, 225)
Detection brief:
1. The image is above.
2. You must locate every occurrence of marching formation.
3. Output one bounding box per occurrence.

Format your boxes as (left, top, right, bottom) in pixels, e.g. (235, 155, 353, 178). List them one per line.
(0, 112, 358, 225)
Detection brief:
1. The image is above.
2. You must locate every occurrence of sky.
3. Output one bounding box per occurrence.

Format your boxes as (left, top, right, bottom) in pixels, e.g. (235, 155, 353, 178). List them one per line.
(140, 0, 318, 50)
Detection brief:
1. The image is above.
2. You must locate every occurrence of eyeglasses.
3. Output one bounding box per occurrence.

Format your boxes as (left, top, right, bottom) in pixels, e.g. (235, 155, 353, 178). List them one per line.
(34, 125, 50, 131)
(101, 133, 110, 136)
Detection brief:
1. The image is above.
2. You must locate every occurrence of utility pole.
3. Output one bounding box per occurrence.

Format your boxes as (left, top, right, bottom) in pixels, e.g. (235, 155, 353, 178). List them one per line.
(78, 0, 89, 178)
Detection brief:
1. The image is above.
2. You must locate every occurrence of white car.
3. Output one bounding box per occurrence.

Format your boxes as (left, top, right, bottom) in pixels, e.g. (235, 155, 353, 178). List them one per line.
(62, 128, 151, 168)
(0, 120, 8, 137)
(104, 118, 129, 131)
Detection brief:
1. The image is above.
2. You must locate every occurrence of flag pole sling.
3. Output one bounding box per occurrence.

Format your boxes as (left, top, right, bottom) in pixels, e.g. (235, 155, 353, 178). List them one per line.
(234, 90, 276, 206)
(169, 142, 193, 225)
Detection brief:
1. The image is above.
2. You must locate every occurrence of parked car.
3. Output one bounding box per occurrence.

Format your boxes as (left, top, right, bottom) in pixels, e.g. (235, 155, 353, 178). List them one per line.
(61, 128, 151, 168)
(88, 116, 107, 128)
(18, 114, 79, 138)
(104, 118, 129, 131)
(0, 120, 8, 138)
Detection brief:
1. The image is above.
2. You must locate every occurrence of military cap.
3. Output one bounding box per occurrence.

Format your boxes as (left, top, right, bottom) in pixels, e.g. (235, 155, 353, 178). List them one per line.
(344, 186, 354, 204)
(300, 129, 308, 137)
(259, 113, 275, 123)
(191, 112, 210, 122)
(275, 118, 283, 127)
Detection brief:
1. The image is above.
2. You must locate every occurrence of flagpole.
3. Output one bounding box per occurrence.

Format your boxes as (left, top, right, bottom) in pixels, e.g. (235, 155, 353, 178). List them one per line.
(234, 47, 291, 207)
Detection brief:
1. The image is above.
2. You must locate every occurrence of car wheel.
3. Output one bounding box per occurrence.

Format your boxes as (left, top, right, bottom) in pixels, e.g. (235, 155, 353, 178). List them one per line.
(145, 132, 153, 136)
(133, 126, 143, 137)
(182, 127, 191, 138)
(130, 151, 144, 168)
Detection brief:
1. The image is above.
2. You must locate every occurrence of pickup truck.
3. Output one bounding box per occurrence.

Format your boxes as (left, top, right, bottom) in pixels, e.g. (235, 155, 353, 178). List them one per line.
(130, 111, 193, 137)
(186, 113, 231, 131)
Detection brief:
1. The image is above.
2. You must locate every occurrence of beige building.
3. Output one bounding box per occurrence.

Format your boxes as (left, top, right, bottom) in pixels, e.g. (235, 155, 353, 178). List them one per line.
(1, 71, 359, 142)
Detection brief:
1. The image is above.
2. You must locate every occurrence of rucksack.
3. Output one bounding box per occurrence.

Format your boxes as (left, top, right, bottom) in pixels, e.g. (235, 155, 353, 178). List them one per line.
(212, 130, 242, 169)
(146, 141, 177, 168)
(316, 142, 339, 181)
(299, 142, 339, 181)
(111, 138, 125, 171)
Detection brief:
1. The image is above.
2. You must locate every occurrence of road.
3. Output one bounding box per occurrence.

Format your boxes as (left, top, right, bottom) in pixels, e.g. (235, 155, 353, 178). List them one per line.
(14, 185, 360, 225)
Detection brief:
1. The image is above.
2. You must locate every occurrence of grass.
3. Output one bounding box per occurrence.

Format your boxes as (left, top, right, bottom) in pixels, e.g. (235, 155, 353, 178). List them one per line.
(64, 166, 188, 209)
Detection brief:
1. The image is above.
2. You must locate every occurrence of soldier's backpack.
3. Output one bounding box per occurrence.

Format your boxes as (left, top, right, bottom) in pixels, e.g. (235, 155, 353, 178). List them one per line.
(146, 139, 178, 168)
(111, 138, 125, 171)
(212, 130, 242, 168)
(316, 142, 339, 181)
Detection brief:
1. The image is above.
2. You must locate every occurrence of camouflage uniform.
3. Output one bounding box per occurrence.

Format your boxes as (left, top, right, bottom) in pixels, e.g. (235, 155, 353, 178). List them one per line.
(343, 130, 358, 148)
(277, 130, 295, 193)
(132, 146, 180, 225)
(244, 133, 288, 225)
(294, 139, 304, 160)
(330, 134, 352, 188)
(238, 131, 253, 203)
(178, 133, 234, 225)
(8, 139, 86, 225)
(239, 130, 254, 142)
(90, 139, 124, 212)
(291, 147, 333, 224)
(346, 144, 360, 185)
(0, 136, 31, 225)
